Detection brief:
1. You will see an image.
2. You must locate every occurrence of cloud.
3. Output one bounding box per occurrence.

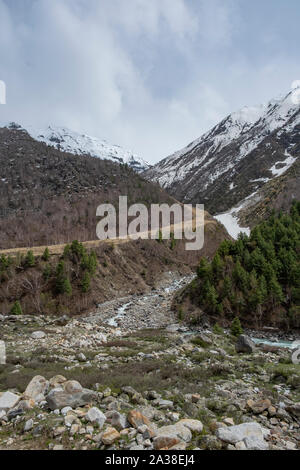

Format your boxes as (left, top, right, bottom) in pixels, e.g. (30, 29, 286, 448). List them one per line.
(0, 0, 300, 163)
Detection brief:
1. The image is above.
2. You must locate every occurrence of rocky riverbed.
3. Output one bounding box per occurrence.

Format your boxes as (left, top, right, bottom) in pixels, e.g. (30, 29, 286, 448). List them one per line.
(0, 272, 299, 451)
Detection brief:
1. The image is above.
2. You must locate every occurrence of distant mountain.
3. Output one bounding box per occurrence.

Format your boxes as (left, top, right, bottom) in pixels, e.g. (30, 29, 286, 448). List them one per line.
(3, 122, 151, 173)
(0, 126, 165, 249)
(0, 125, 229, 255)
(144, 89, 300, 237)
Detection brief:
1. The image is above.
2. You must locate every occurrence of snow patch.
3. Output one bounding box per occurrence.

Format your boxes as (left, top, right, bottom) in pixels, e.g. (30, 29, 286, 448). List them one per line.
(269, 151, 296, 177)
(215, 211, 250, 239)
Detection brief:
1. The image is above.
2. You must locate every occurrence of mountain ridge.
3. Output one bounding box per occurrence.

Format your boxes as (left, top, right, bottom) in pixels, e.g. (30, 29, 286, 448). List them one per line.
(144, 88, 300, 236)
(1, 122, 151, 173)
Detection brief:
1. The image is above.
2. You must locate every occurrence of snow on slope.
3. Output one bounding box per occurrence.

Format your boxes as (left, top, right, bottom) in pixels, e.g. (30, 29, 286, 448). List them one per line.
(215, 211, 250, 239)
(2, 122, 150, 173)
(148, 89, 300, 189)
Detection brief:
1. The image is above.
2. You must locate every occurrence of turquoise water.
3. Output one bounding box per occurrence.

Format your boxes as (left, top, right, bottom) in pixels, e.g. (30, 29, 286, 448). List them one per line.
(252, 338, 298, 350)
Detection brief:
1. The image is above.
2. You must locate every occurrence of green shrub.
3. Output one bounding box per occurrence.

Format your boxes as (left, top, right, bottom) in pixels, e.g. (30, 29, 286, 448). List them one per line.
(42, 247, 50, 261)
(24, 250, 35, 268)
(213, 323, 224, 335)
(231, 317, 243, 337)
(10, 301, 23, 316)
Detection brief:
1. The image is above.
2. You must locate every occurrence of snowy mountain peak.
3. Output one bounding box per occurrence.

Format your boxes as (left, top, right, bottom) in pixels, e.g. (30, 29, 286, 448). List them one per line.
(145, 88, 300, 237)
(2, 122, 150, 173)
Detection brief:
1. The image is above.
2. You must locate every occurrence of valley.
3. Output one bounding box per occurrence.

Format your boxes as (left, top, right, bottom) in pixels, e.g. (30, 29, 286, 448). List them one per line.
(0, 271, 299, 451)
(0, 88, 299, 452)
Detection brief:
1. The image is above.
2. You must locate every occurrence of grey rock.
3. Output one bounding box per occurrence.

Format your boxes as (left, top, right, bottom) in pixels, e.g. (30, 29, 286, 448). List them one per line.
(31, 331, 46, 339)
(86, 407, 106, 429)
(24, 419, 34, 432)
(286, 403, 300, 418)
(235, 335, 256, 354)
(107, 411, 128, 430)
(0, 391, 20, 411)
(46, 380, 97, 410)
(243, 436, 269, 450)
(24, 375, 49, 403)
(216, 422, 264, 444)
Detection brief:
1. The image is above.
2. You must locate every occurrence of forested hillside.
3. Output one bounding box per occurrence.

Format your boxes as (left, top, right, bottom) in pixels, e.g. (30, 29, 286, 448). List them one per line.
(175, 202, 300, 329)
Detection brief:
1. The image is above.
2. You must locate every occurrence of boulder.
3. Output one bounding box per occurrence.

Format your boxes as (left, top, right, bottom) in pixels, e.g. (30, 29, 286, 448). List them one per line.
(24, 375, 49, 403)
(153, 398, 173, 409)
(24, 419, 34, 432)
(216, 422, 264, 444)
(86, 407, 106, 429)
(286, 403, 300, 418)
(106, 411, 128, 431)
(244, 436, 269, 450)
(46, 380, 97, 410)
(0, 391, 20, 411)
(247, 399, 272, 414)
(0, 341, 6, 365)
(127, 410, 152, 429)
(153, 422, 192, 450)
(31, 331, 46, 339)
(235, 335, 256, 354)
(49, 375, 67, 389)
(101, 427, 120, 445)
(178, 418, 203, 433)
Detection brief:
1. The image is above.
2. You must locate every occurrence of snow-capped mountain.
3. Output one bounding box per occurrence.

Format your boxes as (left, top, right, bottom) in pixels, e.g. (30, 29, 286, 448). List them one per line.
(144, 89, 300, 237)
(2, 122, 150, 173)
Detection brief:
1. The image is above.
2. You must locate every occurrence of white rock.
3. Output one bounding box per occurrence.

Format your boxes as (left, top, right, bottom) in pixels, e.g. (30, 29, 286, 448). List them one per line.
(24, 375, 49, 403)
(0, 391, 20, 411)
(235, 441, 247, 450)
(178, 419, 203, 433)
(86, 407, 106, 429)
(61, 406, 73, 416)
(24, 419, 34, 432)
(243, 436, 269, 450)
(31, 331, 46, 339)
(0, 341, 6, 365)
(155, 422, 192, 443)
(77, 353, 86, 362)
(216, 422, 264, 444)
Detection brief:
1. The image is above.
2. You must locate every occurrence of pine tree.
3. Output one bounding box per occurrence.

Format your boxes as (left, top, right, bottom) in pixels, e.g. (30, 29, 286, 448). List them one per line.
(10, 301, 23, 316)
(212, 254, 224, 281)
(55, 261, 72, 295)
(222, 275, 232, 299)
(43, 263, 52, 281)
(268, 275, 284, 305)
(25, 250, 35, 268)
(213, 322, 224, 335)
(205, 284, 218, 312)
(231, 317, 243, 337)
(42, 247, 50, 262)
(197, 258, 212, 281)
(63, 278, 72, 296)
(81, 271, 91, 293)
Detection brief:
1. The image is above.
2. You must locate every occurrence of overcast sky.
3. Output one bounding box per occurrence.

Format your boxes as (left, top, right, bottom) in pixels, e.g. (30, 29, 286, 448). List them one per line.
(0, 0, 300, 163)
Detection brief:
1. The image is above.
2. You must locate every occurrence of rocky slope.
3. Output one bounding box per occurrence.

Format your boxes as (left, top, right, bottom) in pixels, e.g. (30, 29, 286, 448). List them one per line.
(0, 126, 165, 248)
(0, 281, 299, 451)
(145, 89, 300, 236)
